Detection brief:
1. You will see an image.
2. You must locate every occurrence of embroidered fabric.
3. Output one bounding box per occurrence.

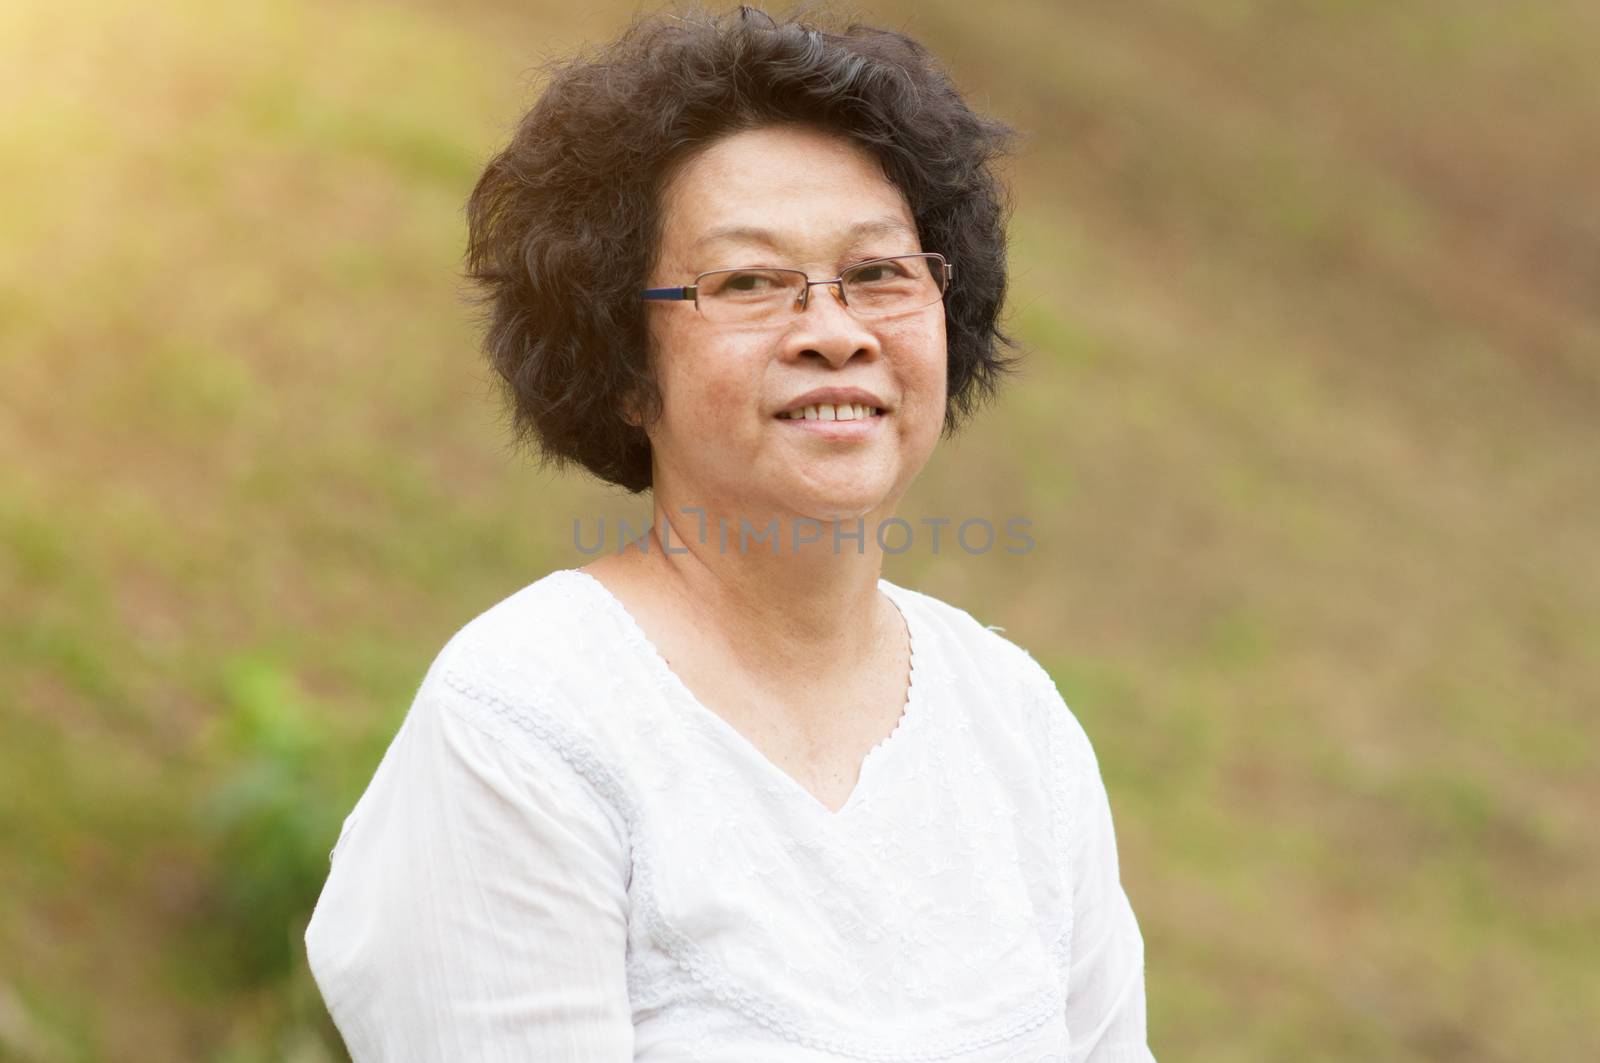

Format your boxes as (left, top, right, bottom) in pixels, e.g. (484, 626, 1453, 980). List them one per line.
(305, 570, 1154, 1062)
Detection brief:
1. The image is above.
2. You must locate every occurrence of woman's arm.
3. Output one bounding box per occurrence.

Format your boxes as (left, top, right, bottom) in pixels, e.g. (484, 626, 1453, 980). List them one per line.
(1061, 721, 1155, 1063)
(304, 677, 634, 1061)
(1005, 638, 1155, 1063)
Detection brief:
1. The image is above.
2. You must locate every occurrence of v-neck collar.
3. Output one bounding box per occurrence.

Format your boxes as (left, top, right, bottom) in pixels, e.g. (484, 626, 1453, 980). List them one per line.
(557, 567, 927, 820)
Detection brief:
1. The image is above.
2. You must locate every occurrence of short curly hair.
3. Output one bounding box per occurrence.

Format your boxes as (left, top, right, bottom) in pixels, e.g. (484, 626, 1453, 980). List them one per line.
(465, 4, 1018, 493)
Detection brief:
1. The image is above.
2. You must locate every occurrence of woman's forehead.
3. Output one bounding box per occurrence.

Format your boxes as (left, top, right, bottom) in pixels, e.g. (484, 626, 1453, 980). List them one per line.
(659, 129, 916, 263)
(667, 126, 903, 204)
(690, 216, 916, 257)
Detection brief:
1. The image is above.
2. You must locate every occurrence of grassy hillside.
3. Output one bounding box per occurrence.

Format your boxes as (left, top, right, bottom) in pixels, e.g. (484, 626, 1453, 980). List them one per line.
(2, 0, 1595, 1058)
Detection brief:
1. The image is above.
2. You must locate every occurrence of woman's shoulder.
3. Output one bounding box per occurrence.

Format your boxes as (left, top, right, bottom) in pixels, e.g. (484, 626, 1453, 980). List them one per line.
(427, 567, 602, 675)
(883, 578, 1096, 754)
(316, 570, 637, 883)
(412, 568, 648, 757)
(882, 577, 1050, 682)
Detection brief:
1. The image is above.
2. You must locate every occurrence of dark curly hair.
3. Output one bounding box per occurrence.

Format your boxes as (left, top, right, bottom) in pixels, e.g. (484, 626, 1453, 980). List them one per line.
(465, 4, 1018, 493)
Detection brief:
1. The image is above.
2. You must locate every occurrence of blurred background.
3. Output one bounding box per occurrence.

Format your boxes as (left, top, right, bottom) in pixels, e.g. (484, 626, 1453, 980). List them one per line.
(3, 0, 1597, 1058)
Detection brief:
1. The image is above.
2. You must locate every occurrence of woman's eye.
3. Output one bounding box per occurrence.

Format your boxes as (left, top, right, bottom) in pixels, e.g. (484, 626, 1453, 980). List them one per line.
(725, 272, 777, 292)
(850, 261, 909, 284)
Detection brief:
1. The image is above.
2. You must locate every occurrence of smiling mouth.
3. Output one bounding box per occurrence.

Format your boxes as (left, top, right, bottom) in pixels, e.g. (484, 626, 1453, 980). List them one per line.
(776, 402, 885, 421)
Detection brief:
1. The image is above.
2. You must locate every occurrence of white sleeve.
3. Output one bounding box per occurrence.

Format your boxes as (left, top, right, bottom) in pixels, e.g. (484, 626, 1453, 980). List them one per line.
(1058, 704, 1157, 1062)
(303, 675, 634, 1062)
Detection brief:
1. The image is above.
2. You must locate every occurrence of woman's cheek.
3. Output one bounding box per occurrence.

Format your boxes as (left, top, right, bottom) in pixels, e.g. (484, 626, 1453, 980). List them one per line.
(894, 322, 947, 414)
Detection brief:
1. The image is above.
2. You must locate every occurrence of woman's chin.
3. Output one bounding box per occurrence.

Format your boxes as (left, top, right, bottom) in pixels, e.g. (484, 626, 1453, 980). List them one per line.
(784, 483, 897, 527)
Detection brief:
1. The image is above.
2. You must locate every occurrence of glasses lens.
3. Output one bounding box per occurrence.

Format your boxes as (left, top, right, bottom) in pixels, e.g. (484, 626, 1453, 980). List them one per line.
(697, 268, 806, 322)
(840, 255, 947, 316)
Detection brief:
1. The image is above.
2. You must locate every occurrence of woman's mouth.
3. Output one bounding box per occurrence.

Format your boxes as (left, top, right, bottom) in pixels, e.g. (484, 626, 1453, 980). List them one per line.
(776, 403, 884, 421)
(774, 402, 887, 440)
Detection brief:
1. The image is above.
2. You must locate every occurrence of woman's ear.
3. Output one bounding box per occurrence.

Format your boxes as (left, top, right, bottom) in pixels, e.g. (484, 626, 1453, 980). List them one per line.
(619, 391, 641, 429)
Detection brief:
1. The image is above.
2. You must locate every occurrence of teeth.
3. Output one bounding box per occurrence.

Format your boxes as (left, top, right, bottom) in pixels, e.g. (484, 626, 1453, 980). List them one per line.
(780, 404, 883, 420)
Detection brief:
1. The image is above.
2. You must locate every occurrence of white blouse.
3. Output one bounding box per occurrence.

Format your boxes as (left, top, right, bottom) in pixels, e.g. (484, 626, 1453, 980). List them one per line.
(305, 569, 1154, 1062)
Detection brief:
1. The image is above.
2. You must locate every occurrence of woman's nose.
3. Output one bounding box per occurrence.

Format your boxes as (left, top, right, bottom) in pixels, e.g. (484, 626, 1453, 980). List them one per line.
(786, 282, 879, 366)
(797, 279, 848, 312)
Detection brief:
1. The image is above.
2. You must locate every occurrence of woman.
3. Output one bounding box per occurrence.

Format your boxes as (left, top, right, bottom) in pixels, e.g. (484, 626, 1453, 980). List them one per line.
(305, 7, 1155, 1061)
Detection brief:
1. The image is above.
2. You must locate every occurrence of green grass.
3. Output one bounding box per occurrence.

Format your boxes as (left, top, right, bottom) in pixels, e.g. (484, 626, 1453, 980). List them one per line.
(3, 0, 1597, 1058)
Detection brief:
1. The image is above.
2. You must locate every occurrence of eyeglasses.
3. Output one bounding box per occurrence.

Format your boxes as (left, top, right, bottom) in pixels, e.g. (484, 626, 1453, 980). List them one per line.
(640, 253, 952, 325)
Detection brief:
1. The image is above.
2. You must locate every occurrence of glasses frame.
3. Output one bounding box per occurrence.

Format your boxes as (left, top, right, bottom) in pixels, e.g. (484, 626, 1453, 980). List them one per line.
(640, 252, 953, 322)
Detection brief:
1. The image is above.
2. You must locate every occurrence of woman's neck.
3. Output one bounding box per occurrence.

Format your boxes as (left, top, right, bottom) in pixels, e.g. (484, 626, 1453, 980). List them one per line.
(587, 495, 900, 686)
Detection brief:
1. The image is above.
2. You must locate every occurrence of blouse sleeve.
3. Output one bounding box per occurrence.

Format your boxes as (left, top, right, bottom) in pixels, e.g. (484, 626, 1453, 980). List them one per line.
(303, 675, 634, 1062)
(1053, 688, 1157, 1062)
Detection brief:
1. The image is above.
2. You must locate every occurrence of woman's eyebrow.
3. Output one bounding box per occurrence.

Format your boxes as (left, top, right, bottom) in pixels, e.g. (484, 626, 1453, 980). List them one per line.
(691, 216, 915, 255)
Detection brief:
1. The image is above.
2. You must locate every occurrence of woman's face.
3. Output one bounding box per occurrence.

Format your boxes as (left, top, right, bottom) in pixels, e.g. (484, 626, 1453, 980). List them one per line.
(642, 124, 948, 528)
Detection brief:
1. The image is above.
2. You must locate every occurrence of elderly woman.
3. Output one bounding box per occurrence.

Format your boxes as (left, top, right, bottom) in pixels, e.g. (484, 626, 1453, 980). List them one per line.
(305, 7, 1154, 1061)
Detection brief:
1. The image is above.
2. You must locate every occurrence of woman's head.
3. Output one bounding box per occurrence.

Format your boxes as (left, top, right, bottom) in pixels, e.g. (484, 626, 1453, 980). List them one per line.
(466, 5, 1017, 506)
